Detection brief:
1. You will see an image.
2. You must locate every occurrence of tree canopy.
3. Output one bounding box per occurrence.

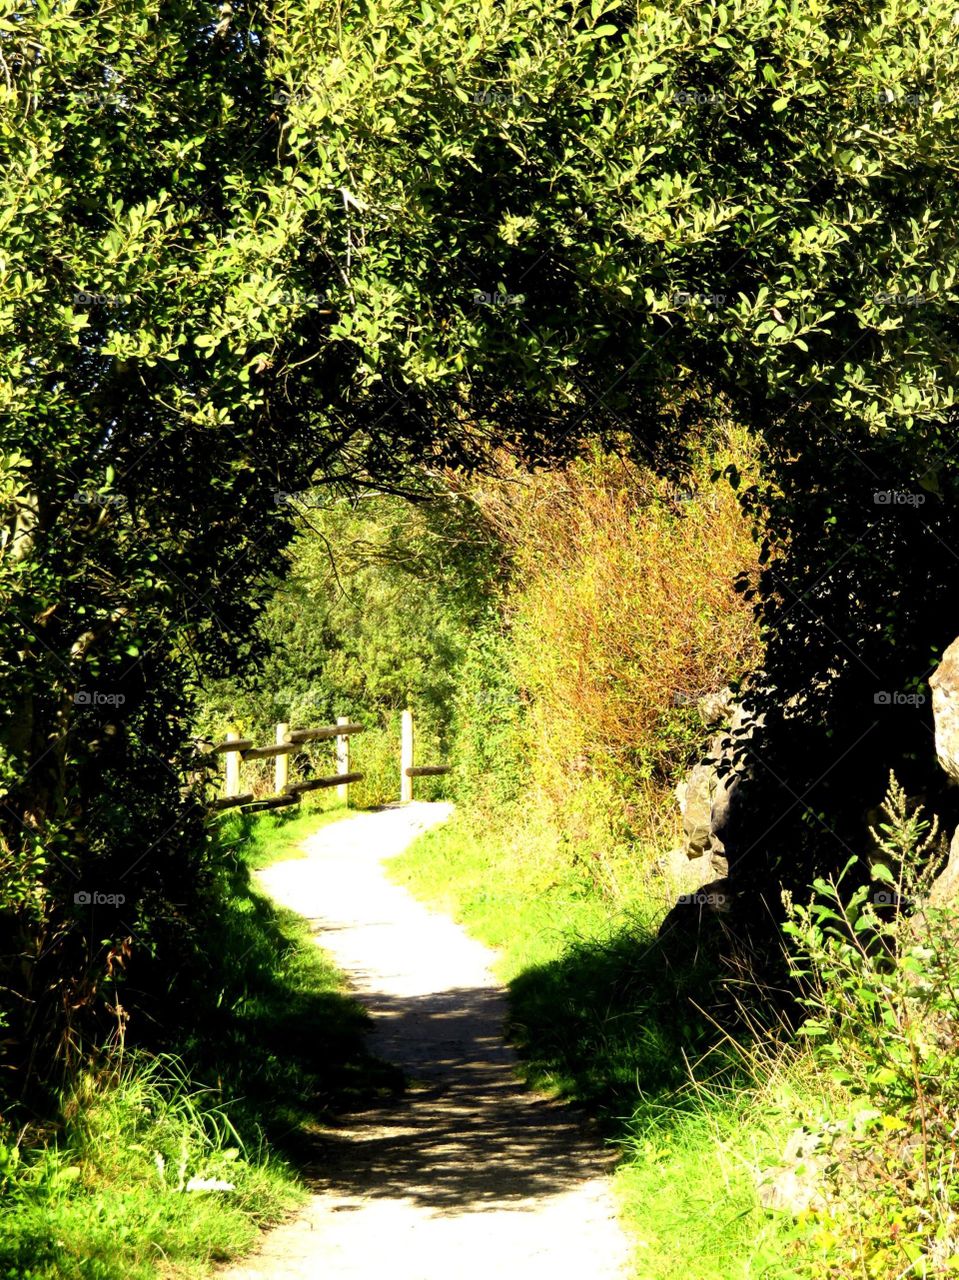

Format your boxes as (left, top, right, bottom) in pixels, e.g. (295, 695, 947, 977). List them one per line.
(3, 0, 959, 1090)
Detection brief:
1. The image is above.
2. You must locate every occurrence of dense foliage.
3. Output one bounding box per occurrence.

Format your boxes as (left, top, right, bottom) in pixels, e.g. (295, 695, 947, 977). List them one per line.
(467, 432, 759, 850)
(197, 486, 500, 805)
(265, 0, 959, 887)
(5, 0, 959, 1101)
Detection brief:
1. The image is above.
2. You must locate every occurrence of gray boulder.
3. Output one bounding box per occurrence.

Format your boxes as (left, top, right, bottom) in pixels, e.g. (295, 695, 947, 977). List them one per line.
(927, 639, 959, 903)
(931, 636, 959, 783)
(673, 694, 763, 880)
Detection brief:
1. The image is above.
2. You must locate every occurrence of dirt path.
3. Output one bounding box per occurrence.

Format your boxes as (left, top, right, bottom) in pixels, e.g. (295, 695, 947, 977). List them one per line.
(220, 802, 630, 1280)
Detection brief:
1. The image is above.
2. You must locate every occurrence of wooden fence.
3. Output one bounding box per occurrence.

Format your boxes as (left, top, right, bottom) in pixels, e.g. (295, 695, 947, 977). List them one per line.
(203, 708, 448, 813)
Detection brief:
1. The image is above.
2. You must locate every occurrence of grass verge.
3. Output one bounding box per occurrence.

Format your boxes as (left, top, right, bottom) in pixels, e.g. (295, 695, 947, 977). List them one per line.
(386, 807, 656, 981)
(388, 807, 814, 1278)
(0, 1054, 301, 1280)
(0, 802, 387, 1279)
(217, 794, 353, 869)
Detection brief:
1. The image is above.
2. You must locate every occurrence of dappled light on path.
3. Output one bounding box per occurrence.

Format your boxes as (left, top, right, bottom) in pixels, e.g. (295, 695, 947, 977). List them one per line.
(219, 802, 628, 1279)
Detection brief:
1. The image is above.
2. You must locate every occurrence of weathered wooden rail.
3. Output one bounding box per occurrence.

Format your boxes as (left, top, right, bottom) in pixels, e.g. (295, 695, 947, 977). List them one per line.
(205, 707, 449, 812)
(286, 771, 365, 796)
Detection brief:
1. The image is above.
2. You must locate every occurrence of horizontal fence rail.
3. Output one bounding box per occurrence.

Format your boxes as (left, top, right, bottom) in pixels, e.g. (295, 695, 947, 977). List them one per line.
(205, 738, 254, 755)
(239, 741, 304, 760)
(241, 794, 302, 813)
(285, 771, 365, 796)
(208, 708, 450, 813)
(287, 723, 364, 744)
(209, 721, 365, 814)
(210, 792, 255, 812)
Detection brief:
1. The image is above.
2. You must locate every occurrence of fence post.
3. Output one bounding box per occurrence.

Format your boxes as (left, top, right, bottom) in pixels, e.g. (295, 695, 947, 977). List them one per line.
(336, 716, 351, 804)
(274, 722, 290, 794)
(224, 731, 241, 798)
(400, 707, 414, 803)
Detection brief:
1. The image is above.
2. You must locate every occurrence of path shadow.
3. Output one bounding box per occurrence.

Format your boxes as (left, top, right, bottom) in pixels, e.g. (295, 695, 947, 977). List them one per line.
(290, 985, 616, 1212)
(266, 911, 780, 1213)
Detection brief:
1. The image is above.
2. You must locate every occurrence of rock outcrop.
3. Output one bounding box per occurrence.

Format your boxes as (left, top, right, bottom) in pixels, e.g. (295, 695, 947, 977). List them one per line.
(931, 635, 959, 784)
(667, 689, 763, 890)
(929, 639, 959, 904)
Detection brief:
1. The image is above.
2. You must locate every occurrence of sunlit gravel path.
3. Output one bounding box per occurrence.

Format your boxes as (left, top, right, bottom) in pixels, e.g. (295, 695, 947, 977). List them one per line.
(219, 801, 629, 1280)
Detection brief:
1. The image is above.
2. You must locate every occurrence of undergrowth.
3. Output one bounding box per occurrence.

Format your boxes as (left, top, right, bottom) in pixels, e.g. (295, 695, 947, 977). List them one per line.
(617, 1101, 808, 1280)
(781, 778, 959, 1278)
(0, 1054, 299, 1280)
(0, 803, 379, 1279)
(390, 806, 811, 1278)
(397, 773, 959, 1279)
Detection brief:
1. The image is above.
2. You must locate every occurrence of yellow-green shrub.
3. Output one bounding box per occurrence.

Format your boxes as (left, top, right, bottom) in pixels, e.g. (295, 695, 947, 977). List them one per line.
(470, 428, 761, 881)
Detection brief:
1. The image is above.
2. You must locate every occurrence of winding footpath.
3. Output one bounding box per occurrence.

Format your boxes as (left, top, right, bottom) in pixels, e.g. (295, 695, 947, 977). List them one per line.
(221, 802, 630, 1280)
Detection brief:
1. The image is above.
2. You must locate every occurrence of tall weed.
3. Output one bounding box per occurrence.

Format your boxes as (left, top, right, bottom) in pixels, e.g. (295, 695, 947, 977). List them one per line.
(782, 777, 959, 1277)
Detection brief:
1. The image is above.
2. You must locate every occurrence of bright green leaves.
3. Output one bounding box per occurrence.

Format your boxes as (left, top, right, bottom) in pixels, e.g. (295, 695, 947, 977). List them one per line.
(579, 23, 619, 39)
(5, 0, 959, 1103)
(263, 0, 959, 444)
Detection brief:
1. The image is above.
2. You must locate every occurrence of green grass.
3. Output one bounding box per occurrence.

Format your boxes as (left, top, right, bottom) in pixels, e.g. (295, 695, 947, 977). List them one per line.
(387, 808, 655, 980)
(0, 1055, 302, 1280)
(0, 803, 385, 1280)
(615, 1103, 809, 1280)
(389, 807, 812, 1278)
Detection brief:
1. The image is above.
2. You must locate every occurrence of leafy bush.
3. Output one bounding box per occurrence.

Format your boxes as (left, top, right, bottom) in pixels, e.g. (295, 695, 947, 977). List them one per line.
(466, 430, 761, 876)
(448, 621, 529, 814)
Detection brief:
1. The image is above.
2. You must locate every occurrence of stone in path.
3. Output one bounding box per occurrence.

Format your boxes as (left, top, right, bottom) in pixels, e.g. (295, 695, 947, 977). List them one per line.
(220, 802, 630, 1280)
